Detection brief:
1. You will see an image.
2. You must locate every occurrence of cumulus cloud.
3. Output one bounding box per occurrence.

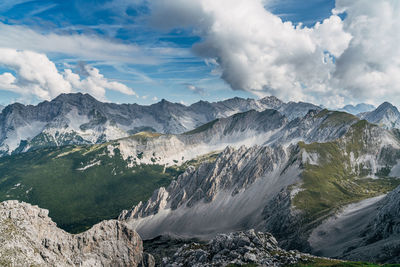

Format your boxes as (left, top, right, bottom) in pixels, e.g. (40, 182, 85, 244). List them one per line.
(149, 0, 400, 106)
(0, 48, 72, 100)
(332, 0, 400, 104)
(149, 0, 352, 105)
(0, 48, 136, 102)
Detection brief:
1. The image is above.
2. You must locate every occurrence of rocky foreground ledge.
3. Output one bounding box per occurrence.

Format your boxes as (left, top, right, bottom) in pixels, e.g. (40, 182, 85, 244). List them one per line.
(0, 200, 154, 266)
(162, 229, 336, 267)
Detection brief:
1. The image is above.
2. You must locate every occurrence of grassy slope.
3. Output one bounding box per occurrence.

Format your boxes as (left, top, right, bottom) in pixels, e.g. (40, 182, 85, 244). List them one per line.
(0, 143, 178, 233)
(0, 138, 220, 233)
(293, 120, 400, 223)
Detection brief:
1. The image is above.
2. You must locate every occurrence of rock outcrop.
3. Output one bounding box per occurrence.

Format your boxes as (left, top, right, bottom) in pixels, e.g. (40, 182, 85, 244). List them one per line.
(0, 200, 154, 267)
(163, 229, 324, 267)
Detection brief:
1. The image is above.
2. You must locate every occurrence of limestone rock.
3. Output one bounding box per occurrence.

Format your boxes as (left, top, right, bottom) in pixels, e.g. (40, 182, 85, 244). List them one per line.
(0, 200, 154, 267)
(163, 229, 319, 267)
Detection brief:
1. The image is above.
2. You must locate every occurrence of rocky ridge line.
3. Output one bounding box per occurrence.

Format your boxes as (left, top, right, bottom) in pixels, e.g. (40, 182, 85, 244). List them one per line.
(0, 200, 154, 267)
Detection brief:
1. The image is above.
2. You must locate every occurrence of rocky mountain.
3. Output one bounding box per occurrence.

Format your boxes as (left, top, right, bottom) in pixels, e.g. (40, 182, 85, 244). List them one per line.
(0, 105, 4, 113)
(309, 183, 400, 264)
(339, 103, 375, 115)
(3, 93, 400, 264)
(360, 102, 400, 129)
(0, 200, 154, 266)
(0, 108, 352, 234)
(163, 229, 342, 266)
(0, 93, 321, 156)
(119, 114, 400, 259)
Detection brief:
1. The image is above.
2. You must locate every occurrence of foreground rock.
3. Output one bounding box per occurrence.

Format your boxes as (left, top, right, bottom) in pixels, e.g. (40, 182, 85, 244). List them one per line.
(163, 229, 322, 267)
(0, 200, 154, 267)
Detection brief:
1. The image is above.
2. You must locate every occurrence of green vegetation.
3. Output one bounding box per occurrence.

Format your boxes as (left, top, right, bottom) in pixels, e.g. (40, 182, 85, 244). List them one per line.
(183, 119, 219, 135)
(318, 110, 359, 129)
(293, 121, 400, 223)
(0, 143, 177, 233)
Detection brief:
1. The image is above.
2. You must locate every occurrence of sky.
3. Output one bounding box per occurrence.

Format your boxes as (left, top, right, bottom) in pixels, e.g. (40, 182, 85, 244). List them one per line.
(0, 0, 398, 108)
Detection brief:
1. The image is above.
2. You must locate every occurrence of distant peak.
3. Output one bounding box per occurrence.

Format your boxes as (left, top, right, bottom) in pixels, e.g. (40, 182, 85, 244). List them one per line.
(52, 93, 98, 103)
(261, 95, 281, 101)
(376, 101, 397, 111)
(159, 98, 173, 105)
(258, 95, 284, 108)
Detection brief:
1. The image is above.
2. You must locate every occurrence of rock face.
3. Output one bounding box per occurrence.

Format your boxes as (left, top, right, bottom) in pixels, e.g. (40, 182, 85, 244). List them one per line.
(0, 93, 321, 156)
(163, 229, 319, 267)
(0, 200, 154, 267)
(117, 110, 365, 241)
(110, 109, 358, 167)
(119, 145, 302, 240)
(361, 102, 400, 129)
(340, 185, 400, 263)
(119, 108, 400, 263)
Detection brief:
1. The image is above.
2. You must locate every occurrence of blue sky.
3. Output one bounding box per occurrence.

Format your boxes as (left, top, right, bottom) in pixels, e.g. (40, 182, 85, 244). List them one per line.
(2, 0, 392, 110)
(0, 0, 337, 106)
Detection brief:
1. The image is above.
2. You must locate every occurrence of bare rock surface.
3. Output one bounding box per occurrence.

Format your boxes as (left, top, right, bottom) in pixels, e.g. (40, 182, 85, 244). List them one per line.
(163, 229, 320, 267)
(0, 200, 154, 267)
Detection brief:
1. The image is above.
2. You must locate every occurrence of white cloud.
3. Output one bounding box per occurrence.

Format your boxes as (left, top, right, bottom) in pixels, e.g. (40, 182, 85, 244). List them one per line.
(149, 0, 400, 107)
(149, 0, 352, 106)
(0, 48, 72, 100)
(64, 64, 137, 101)
(0, 22, 178, 65)
(332, 0, 400, 105)
(185, 83, 206, 95)
(0, 48, 136, 102)
(152, 96, 158, 101)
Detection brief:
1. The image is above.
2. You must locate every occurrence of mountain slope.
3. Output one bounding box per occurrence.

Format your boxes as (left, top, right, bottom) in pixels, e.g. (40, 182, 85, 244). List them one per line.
(361, 102, 400, 129)
(0, 142, 183, 233)
(0, 93, 320, 156)
(0, 108, 354, 234)
(309, 183, 400, 263)
(119, 117, 400, 255)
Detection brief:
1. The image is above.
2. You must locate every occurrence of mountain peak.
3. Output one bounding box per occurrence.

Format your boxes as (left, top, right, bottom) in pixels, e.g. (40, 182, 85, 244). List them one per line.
(340, 103, 375, 115)
(377, 101, 397, 111)
(52, 93, 98, 104)
(258, 95, 283, 108)
(362, 101, 400, 129)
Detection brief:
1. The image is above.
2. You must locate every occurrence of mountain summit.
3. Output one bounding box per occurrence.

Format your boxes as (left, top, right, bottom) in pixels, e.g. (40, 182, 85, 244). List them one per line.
(361, 102, 400, 129)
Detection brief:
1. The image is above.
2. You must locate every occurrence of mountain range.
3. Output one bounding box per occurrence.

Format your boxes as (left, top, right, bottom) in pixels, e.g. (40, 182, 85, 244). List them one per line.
(1, 93, 400, 265)
(0, 93, 321, 156)
(1, 93, 400, 158)
(339, 103, 375, 115)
